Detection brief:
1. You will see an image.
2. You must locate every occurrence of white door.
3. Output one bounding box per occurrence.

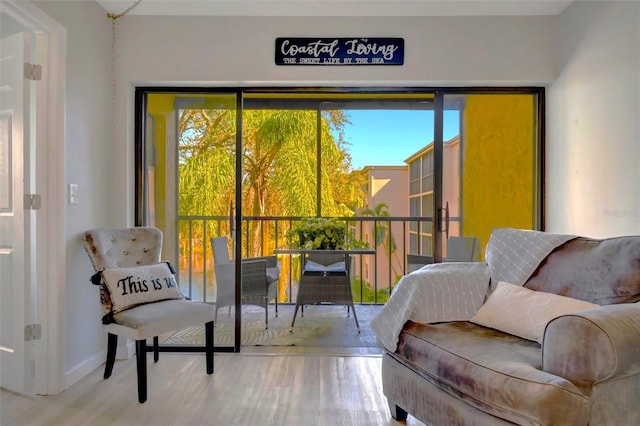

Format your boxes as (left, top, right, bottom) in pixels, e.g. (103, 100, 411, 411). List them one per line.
(0, 31, 33, 395)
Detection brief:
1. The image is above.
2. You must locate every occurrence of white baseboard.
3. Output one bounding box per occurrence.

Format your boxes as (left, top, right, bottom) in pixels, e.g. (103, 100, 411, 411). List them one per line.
(64, 351, 105, 390)
(64, 340, 135, 390)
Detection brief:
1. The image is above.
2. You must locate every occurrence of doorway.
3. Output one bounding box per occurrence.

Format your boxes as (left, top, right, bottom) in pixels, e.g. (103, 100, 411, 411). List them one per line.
(0, 1, 66, 396)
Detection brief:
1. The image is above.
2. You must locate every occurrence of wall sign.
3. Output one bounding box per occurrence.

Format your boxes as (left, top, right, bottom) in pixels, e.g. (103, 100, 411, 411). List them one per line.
(275, 38, 404, 66)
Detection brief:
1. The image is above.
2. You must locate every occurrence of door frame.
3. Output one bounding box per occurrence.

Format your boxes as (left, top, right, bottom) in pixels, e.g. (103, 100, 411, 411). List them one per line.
(1, 0, 67, 395)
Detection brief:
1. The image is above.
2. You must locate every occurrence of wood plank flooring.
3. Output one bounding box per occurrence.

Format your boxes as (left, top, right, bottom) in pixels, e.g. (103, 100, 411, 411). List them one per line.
(1, 353, 425, 426)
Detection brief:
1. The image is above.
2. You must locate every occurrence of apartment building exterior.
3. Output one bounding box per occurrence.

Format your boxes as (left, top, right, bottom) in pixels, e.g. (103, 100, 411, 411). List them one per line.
(358, 135, 460, 288)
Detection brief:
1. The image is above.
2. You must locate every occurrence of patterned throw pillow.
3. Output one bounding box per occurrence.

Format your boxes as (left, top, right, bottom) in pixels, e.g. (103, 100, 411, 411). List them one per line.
(469, 281, 598, 344)
(100, 262, 184, 314)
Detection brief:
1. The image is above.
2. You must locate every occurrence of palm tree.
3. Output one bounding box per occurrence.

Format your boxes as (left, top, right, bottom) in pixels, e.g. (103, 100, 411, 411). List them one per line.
(360, 203, 403, 287)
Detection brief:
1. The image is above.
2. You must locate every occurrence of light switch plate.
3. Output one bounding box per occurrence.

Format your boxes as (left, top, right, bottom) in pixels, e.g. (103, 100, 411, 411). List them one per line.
(68, 184, 78, 205)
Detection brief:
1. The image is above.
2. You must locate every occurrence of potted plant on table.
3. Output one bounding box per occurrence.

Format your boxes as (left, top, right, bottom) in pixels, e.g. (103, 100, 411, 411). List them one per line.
(288, 218, 367, 250)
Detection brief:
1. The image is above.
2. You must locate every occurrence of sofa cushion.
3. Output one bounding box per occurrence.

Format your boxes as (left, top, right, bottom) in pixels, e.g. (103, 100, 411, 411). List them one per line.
(109, 299, 214, 340)
(304, 260, 346, 272)
(524, 236, 640, 304)
(469, 281, 598, 343)
(395, 321, 590, 425)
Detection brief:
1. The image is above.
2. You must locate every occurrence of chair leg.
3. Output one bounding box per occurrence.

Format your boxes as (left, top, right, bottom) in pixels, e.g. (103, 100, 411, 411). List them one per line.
(104, 333, 118, 379)
(153, 336, 159, 362)
(135, 340, 147, 403)
(290, 304, 301, 332)
(388, 402, 408, 421)
(264, 296, 269, 330)
(350, 302, 360, 333)
(205, 321, 214, 374)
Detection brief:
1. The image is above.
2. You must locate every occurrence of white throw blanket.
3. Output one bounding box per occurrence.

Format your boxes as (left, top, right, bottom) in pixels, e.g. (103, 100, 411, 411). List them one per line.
(371, 228, 577, 352)
(370, 262, 490, 352)
(486, 228, 576, 286)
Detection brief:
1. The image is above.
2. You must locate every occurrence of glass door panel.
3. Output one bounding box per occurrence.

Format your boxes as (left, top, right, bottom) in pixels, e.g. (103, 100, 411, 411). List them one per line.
(241, 93, 437, 307)
(143, 92, 238, 350)
(238, 103, 319, 341)
(321, 98, 435, 300)
(442, 93, 540, 261)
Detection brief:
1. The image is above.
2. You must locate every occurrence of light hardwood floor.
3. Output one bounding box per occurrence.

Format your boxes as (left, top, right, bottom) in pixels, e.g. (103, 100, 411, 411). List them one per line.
(1, 353, 425, 426)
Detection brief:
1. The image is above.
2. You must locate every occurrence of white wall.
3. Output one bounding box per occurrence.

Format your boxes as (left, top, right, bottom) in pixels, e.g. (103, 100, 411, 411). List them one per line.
(547, 1, 640, 237)
(115, 15, 556, 85)
(112, 14, 557, 227)
(33, 0, 113, 385)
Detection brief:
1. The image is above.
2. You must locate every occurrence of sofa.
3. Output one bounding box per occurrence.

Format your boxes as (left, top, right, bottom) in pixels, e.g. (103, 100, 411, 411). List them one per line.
(371, 228, 640, 425)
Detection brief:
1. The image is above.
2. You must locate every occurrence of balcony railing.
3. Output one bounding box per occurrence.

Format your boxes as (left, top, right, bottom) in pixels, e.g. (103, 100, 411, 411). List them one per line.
(176, 215, 440, 305)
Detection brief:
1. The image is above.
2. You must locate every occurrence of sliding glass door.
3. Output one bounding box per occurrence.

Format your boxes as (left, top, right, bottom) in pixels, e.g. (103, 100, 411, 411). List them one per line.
(139, 91, 240, 350)
(136, 87, 543, 352)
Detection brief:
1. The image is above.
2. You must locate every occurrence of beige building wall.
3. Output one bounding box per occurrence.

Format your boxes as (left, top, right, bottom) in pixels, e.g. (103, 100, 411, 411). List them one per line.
(359, 166, 408, 289)
(442, 137, 461, 254)
(405, 136, 461, 259)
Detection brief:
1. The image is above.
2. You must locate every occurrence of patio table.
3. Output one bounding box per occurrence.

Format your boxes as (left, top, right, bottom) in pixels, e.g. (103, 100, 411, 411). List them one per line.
(275, 247, 376, 333)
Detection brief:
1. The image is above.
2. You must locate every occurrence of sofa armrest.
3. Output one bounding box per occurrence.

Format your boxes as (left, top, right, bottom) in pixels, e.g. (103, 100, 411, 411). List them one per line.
(542, 303, 640, 388)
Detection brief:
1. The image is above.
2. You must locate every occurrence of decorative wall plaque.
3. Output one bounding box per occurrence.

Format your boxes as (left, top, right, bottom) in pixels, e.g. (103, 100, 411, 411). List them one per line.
(275, 38, 404, 66)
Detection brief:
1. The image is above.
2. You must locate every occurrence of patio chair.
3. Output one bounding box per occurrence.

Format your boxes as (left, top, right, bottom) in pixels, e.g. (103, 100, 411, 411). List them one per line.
(81, 227, 214, 403)
(211, 236, 279, 329)
(407, 254, 433, 273)
(445, 236, 479, 262)
(291, 251, 360, 332)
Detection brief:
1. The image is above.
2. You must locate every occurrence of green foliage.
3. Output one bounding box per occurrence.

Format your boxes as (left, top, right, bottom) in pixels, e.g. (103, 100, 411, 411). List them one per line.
(360, 202, 402, 281)
(176, 105, 369, 257)
(351, 279, 390, 304)
(360, 203, 396, 251)
(177, 108, 236, 219)
(288, 217, 368, 250)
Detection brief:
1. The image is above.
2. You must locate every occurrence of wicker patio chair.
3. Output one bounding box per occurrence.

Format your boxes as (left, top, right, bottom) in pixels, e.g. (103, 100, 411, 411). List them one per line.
(290, 251, 360, 333)
(407, 254, 433, 273)
(445, 236, 480, 262)
(211, 236, 279, 329)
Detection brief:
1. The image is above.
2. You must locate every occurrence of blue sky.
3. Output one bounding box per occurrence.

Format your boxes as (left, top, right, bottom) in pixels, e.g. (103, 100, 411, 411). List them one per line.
(343, 110, 460, 170)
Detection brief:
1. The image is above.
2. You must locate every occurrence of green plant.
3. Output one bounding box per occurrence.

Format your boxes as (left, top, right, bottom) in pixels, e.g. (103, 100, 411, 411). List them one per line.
(360, 202, 402, 278)
(288, 217, 367, 250)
